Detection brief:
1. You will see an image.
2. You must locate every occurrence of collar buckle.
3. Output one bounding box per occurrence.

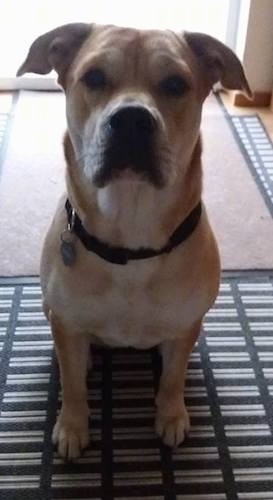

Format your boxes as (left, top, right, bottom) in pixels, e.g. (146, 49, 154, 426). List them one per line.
(67, 208, 76, 233)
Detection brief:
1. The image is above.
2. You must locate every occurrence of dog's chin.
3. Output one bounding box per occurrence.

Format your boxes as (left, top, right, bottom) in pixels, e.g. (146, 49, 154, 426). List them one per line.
(92, 164, 165, 189)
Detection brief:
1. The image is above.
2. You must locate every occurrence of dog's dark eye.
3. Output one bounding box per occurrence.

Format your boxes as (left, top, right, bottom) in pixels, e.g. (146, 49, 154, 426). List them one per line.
(82, 69, 106, 90)
(160, 75, 189, 97)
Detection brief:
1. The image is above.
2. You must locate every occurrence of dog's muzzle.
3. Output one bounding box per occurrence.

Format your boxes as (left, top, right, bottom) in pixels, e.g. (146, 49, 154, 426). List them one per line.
(93, 105, 164, 188)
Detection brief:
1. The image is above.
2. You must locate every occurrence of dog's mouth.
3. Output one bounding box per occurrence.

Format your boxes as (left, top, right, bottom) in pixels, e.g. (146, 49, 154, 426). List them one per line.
(92, 105, 165, 188)
(93, 137, 164, 188)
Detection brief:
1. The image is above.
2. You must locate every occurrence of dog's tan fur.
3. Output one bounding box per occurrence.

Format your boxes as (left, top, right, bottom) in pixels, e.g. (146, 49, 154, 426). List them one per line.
(18, 23, 250, 459)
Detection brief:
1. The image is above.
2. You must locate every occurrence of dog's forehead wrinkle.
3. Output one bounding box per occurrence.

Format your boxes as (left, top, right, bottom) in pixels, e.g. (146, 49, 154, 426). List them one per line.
(77, 47, 125, 80)
(84, 25, 141, 58)
(81, 27, 183, 72)
(142, 30, 184, 55)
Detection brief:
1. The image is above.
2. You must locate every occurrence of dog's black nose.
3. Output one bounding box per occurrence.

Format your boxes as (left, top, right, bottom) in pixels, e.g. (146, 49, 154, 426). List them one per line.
(109, 106, 156, 136)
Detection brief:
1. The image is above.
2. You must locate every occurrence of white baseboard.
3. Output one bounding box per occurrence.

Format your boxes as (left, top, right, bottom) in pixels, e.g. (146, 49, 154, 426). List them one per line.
(0, 76, 59, 91)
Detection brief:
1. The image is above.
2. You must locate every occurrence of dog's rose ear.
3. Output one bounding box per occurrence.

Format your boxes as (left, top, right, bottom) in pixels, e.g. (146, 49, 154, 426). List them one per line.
(16, 23, 91, 86)
(184, 32, 252, 99)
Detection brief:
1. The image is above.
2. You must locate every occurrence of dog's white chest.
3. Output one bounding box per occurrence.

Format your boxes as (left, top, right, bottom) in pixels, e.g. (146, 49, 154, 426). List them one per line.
(86, 291, 180, 348)
(58, 259, 205, 349)
(91, 289, 162, 348)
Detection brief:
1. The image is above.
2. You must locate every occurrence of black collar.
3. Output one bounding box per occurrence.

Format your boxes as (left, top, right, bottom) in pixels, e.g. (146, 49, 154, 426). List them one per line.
(65, 198, 202, 265)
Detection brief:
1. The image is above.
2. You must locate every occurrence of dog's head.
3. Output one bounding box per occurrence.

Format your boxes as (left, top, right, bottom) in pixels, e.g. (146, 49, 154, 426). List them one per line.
(17, 23, 251, 190)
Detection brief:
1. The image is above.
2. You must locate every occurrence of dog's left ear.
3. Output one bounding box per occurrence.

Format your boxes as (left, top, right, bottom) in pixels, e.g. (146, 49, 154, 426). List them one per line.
(184, 32, 252, 99)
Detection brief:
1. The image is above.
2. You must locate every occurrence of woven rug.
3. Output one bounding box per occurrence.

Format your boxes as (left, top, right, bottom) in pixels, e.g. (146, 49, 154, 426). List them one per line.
(1, 273, 273, 499)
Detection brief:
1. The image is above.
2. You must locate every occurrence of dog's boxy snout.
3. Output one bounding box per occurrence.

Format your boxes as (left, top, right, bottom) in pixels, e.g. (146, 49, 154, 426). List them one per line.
(98, 104, 163, 188)
(109, 106, 156, 136)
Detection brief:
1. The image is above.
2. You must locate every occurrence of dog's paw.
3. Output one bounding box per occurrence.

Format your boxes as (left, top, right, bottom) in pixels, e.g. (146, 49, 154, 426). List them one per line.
(155, 407, 190, 448)
(52, 409, 90, 460)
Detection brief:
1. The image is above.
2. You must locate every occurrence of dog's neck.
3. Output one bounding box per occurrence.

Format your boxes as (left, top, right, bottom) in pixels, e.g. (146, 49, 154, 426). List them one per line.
(64, 132, 202, 249)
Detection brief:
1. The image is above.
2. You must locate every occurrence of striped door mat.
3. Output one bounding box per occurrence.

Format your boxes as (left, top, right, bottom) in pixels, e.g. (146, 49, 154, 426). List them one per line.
(230, 115, 273, 216)
(1, 273, 273, 499)
(215, 92, 273, 218)
(0, 114, 9, 149)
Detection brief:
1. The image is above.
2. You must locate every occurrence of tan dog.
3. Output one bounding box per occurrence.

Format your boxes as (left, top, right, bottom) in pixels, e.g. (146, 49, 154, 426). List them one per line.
(17, 23, 250, 460)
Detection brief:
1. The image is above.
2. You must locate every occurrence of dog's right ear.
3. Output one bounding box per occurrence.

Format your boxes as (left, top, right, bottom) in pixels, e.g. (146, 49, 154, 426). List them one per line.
(16, 23, 91, 87)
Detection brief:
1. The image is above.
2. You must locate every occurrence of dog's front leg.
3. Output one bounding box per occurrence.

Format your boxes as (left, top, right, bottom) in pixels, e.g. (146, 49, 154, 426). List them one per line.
(155, 321, 201, 447)
(50, 313, 90, 459)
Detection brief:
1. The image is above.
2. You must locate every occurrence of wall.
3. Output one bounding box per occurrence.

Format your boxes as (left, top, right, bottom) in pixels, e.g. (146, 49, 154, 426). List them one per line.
(237, 0, 273, 92)
(0, 0, 231, 90)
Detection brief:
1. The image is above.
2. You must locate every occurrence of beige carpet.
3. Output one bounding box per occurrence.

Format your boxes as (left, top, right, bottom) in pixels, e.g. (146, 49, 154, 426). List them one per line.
(0, 90, 272, 276)
(202, 97, 273, 270)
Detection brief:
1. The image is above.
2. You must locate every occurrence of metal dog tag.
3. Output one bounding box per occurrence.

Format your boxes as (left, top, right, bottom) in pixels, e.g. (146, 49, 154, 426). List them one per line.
(60, 231, 77, 267)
